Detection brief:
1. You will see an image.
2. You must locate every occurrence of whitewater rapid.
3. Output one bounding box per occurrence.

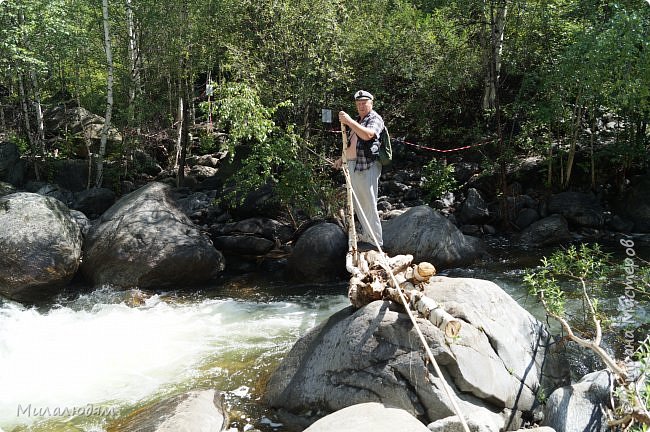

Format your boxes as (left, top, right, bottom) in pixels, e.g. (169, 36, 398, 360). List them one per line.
(0, 289, 348, 430)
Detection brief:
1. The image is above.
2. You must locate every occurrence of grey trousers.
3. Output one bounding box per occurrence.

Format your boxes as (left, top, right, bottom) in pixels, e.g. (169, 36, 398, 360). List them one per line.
(348, 160, 383, 246)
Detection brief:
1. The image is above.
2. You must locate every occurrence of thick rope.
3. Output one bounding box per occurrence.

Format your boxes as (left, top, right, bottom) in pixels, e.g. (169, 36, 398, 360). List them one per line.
(345, 172, 471, 432)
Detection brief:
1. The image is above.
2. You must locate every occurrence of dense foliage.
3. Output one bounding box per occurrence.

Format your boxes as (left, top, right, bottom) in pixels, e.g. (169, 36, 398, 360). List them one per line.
(1, 0, 648, 213)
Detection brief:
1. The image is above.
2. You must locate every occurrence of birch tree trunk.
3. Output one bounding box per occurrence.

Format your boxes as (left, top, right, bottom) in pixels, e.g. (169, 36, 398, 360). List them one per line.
(176, 77, 189, 187)
(563, 93, 583, 189)
(126, 0, 141, 126)
(96, 0, 114, 188)
(482, 0, 508, 111)
(174, 85, 184, 171)
(30, 70, 45, 154)
(18, 73, 40, 180)
(174, 1, 190, 186)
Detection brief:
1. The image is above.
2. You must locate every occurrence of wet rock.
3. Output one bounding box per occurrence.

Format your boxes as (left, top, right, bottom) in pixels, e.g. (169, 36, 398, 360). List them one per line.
(110, 389, 228, 432)
(543, 370, 612, 432)
(0, 193, 83, 302)
(518, 215, 572, 248)
(210, 217, 293, 260)
(286, 222, 347, 282)
(214, 217, 293, 244)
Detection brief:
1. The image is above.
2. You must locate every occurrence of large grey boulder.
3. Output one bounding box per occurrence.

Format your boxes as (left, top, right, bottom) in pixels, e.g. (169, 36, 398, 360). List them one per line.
(543, 370, 612, 432)
(518, 215, 572, 248)
(264, 277, 568, 430)
(515, 208, 540, 230)
(44, 106, 122, 158)
(0, 193, 83, 302)
(81, 182, 224, 289)
(304, 402, 430, 432)
(111, 389, 228, 432)
(383, 205, 484, 268)
(287, 222, 347, 281)
(548, 192, 603, 228)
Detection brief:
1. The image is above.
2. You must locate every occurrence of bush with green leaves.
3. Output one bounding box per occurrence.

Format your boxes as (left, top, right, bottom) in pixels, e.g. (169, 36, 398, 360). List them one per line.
(204, 81, 336, 218)
(421, 158, 457, 202)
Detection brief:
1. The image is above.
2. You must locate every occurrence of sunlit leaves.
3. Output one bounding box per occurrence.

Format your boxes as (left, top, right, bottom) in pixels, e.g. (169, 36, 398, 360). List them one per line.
(524, 243, 612, 317)
(206, 82, 333, 216)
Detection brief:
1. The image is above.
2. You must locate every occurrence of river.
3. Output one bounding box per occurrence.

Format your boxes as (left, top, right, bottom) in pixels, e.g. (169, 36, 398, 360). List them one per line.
(0, 241, 647, 431)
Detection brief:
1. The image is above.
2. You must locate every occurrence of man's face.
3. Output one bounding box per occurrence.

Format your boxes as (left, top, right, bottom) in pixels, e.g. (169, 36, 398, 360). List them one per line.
(355, 99, 372, 117)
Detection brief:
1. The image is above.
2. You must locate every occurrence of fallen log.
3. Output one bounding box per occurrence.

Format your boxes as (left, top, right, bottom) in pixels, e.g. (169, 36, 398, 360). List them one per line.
(347, 252, 461, 338)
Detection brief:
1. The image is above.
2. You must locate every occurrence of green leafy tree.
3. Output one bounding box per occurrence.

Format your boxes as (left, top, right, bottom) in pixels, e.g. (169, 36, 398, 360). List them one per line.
(208, 82, 335, 217)
(515, 2, 650, 190)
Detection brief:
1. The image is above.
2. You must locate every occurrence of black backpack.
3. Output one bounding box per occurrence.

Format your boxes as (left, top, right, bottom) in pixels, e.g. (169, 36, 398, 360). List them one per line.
(378, 126, 392, 166)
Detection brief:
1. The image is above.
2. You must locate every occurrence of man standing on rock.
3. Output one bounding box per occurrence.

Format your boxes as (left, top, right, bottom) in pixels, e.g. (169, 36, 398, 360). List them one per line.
(333, 90, 384, 250)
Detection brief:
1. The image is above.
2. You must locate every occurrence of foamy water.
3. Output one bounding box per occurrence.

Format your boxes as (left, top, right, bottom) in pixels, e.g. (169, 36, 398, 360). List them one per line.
(0, 290, 348, 430)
